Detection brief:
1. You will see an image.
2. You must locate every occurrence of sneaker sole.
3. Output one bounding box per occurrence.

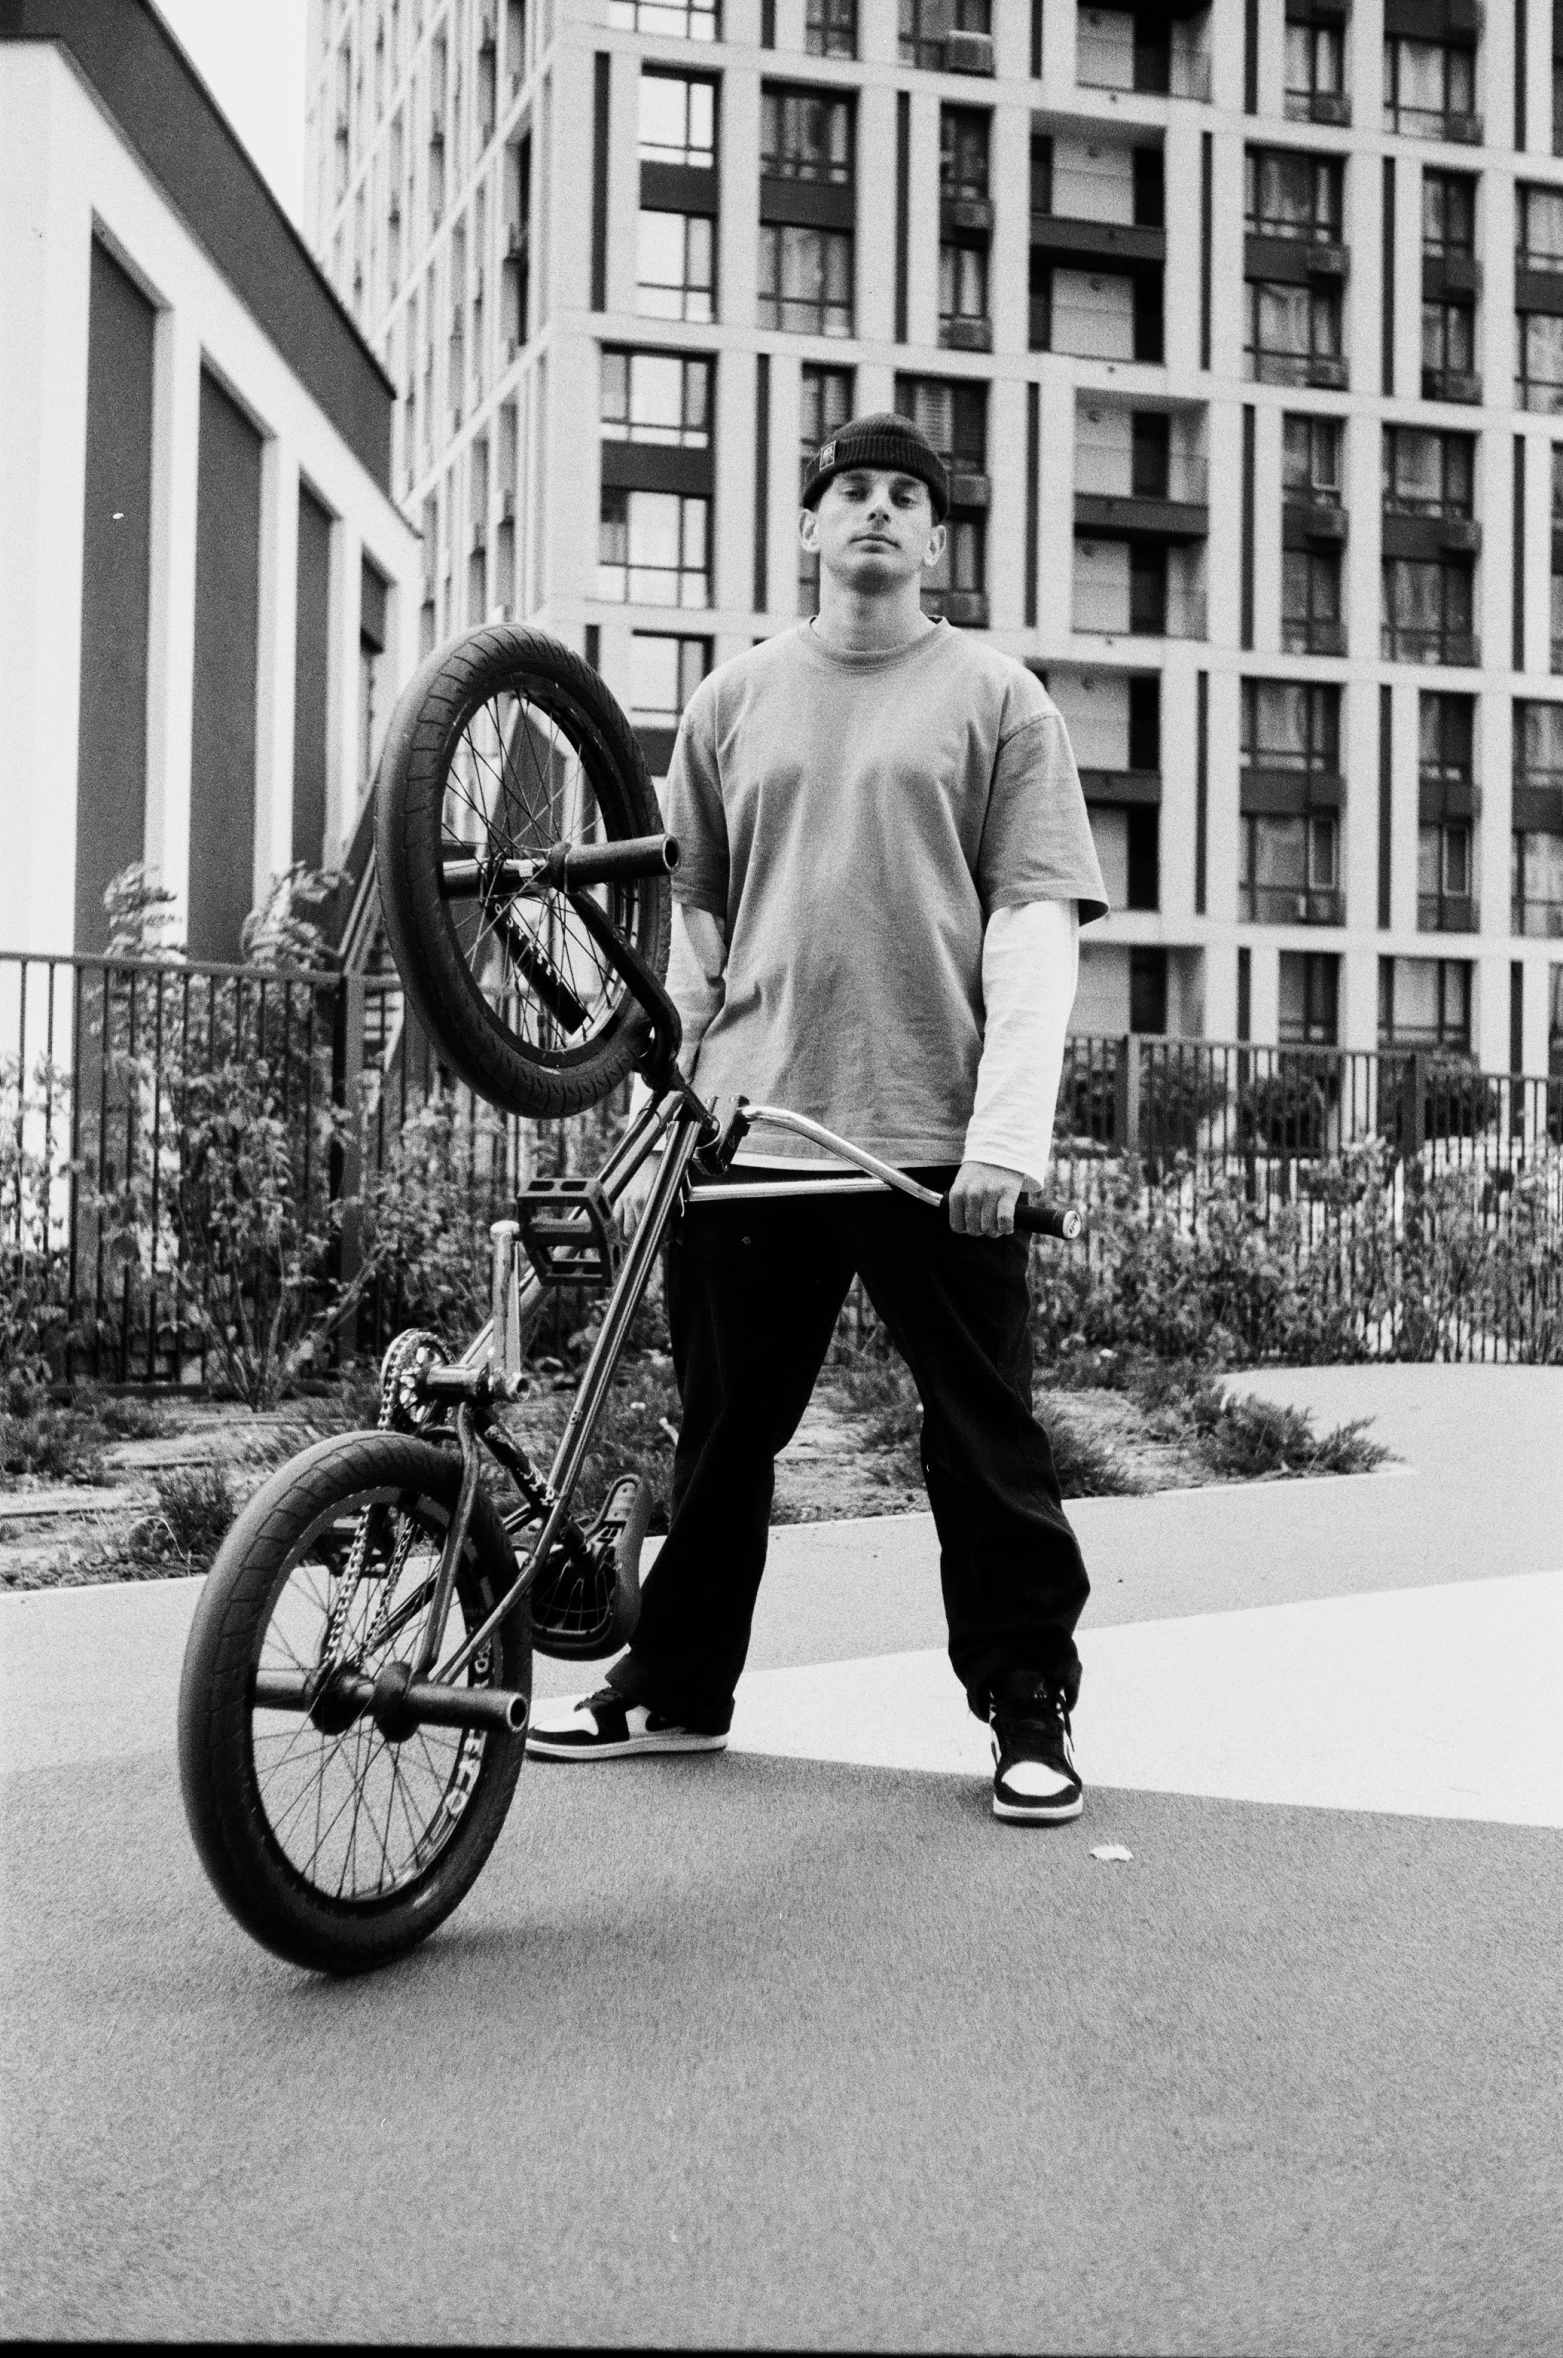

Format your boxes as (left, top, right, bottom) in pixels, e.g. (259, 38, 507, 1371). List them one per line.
(992, 1789, 1084, 1823)
(527, 1729, 730, 1761)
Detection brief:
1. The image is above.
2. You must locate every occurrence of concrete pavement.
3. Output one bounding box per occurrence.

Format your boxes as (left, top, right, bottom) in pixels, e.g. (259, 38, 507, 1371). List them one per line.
(2, 1364, 1560, 2351)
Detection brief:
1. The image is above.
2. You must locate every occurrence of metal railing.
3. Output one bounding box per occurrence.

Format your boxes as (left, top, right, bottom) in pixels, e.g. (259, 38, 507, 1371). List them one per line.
(4, 949, 1563, 1381)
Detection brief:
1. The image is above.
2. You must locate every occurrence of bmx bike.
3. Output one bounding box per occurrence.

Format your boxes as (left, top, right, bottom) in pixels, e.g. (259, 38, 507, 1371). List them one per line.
(177, 623, 1082, 1975)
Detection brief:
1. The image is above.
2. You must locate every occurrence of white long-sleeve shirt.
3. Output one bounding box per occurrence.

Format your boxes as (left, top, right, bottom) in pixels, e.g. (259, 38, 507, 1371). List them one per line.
(643, 895, 1079, 1189)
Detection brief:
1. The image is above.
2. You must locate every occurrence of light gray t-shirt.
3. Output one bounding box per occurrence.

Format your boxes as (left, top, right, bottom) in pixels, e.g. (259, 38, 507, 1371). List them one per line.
(664, 615, 1109, 1164)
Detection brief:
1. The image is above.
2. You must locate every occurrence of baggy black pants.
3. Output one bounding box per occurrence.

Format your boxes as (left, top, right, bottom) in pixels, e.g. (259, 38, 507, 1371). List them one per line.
(604, 1170, 1090, 1731)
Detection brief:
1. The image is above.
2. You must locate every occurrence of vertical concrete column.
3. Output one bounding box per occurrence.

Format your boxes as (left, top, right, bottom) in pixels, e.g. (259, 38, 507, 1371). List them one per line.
(1035, 370, 1074, 647)
(1525, 0, 1553, 155)
(0, 59, 91, 955)
(716, 344, 756, 622)
(989, 375, 1028, 631)
(1208, 128, 1246, 384)
(1038, 0, 1075, 92)
(1160, 663, 1198, 927)
(254, 435, 300, 905)
(1205, 669, 1242, 964)
(1204, 397, 1245, 651)
(327, 515, 361, 867)
(989, 97, 1030, 362)
(1344, 673, 1382, 1051)
(1250, 404, 1282, 655)
(1483, 0, 1515, 162)
(144, 301, 202, 932)
(1388, 677, 1420, 939)
(537, 68, 553, 334)
(1522, 424, 1552, 678)
(1391, 161, 1422, 401)
(1248, 938, 1281, 1048)
(1163, 116, 1203, 381)
(604, 46, 639, 318)
(906, 89, 940, 350)
(768, 354, 802, 628)
(551, 332, 597, 620)
(721, 61, 760, 336)
(856, 81, 899, 350)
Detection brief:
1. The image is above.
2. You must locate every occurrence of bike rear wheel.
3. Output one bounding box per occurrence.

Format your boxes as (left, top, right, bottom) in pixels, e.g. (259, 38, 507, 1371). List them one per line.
(374, 624, 671, 1119)
(179, 1431, 530, 1976)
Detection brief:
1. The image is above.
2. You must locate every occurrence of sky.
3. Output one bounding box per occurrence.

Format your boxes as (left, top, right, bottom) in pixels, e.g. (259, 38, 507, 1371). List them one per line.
(154, 0, 310, 227)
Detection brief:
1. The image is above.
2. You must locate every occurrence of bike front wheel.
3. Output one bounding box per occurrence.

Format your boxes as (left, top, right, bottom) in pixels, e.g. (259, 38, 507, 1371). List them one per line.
(178, 1431, 530, 1976)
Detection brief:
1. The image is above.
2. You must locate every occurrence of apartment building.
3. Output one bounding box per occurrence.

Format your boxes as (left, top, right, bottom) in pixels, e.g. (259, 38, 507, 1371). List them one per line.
(308, 0, 1563, 1071)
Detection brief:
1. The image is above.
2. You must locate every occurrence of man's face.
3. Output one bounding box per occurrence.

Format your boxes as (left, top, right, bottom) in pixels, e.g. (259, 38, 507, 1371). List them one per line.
(800, 466, 945, 586)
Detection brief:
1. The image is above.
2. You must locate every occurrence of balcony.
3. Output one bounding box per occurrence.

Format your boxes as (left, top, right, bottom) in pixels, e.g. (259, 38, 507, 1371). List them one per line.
(1078, 767, 1162, 805)
(1074, 486, 1208, 542)
(1250, 349, 1349, 390)
(1514, 777, 1563, 830)
(1243, 232, 1349, 286)
(945, 30, 995, 74)
(1381, 627, 1480, 666)
(1418, 894, 1479, 931)
(1513, 894, 1563, 937)
(1382, 511, 1481, 559)
(1423, 249, 1481, 300)
(1422, 366, 1482, 404)
(1282, 618, 1348, 657)
(1074, 584, 1207, 640)
(941, 192, 993, 236)
(1029, 216, 1165, 288)
(1076, 10, 1212, 101)
(1287, 90, 1352, 125)
(941, 316, 993, 351)
(1283, 495, 1348, 547)
(924, 587, 989, 626)
(1240, 886, 1346, 926)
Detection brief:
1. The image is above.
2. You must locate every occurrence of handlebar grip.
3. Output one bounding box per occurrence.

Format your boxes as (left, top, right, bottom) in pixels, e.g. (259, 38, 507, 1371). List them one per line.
(549, 834, 679, 886)
(1013, 1202, 1083, 1241)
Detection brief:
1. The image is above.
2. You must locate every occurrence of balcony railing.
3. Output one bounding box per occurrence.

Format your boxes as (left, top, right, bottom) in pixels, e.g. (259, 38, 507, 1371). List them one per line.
(1074, 585, 1208, 640)
(1074, 446, 1210, 505)
(1238, 885, 1346, 926)
(1286, 90, 1351, 125)
(1382, 626, 1480, 666)
(1282, 619, 1348, 656)
(1077, 34, 1211, 101)
(1418, 894, 1480, 932)
(1517, 378, 1563, 415)
(1513, 896, 1563, 937)
(1422, 366, 1482, 403)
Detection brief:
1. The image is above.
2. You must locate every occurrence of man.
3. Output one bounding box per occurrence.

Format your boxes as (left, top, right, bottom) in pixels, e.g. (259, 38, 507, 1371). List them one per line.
(529, 411, 1109, 1823)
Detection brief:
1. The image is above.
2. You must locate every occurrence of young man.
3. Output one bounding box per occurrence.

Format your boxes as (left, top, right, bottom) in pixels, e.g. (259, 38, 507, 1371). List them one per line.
(529, 412, 1108, 1822)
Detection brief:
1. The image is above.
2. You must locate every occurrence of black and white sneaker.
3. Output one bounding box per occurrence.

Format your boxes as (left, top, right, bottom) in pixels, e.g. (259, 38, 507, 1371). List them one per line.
(526, 1686, 730, 1761)
(990, 1688, 1083, 1824)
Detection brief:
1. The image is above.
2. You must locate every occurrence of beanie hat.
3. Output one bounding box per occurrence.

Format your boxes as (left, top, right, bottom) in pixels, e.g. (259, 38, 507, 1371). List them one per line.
(801, 411, 950, 523)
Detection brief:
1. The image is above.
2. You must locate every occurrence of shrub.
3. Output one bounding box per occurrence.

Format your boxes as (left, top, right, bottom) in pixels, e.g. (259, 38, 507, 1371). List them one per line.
(0, 1403, 106, 1485)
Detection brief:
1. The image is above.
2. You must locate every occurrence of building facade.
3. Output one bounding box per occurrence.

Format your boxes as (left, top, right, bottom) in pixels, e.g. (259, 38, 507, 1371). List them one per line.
(309, 0, 1563, 1070)
(0, 0, 419, 965)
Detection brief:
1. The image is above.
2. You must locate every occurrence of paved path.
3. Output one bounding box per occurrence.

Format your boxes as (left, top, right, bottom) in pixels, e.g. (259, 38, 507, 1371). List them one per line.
(2, 1366, 1561, 2352)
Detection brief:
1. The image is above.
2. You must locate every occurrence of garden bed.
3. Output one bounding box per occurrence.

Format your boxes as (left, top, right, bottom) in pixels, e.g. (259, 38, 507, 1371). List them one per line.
(0, 1348, 1389, 1592)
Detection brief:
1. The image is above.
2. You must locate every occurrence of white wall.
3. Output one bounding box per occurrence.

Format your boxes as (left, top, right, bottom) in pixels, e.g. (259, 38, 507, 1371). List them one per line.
(0, 45, 418, 960)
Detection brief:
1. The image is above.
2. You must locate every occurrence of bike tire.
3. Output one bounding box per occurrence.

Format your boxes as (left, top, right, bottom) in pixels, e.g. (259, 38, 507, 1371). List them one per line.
(375, 624, 671, 1120)
(179, 1430, 530, 1976)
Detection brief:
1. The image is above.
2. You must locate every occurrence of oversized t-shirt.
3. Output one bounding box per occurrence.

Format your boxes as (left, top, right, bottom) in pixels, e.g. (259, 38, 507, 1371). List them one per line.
(664, 615, 1109, 1165)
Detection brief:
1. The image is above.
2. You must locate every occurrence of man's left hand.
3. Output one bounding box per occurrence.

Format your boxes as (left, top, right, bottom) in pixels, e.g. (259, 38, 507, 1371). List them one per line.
(948, 1160, 1028, 1237)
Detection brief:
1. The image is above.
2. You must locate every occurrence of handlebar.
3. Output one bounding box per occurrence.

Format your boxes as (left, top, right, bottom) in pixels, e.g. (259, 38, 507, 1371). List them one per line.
(1009, 1201, 1083, 1241)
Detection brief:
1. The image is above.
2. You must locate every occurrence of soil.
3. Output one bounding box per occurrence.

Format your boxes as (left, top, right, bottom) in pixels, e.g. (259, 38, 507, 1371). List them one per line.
(0, 1377, 1211, 1590)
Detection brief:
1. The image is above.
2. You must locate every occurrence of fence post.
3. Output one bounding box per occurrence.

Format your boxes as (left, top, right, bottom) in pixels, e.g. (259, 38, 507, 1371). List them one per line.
(1401, 1050, 1427, 1161)
(1113, 1032, 1141, 1163)
(332, 974, 366, 1293)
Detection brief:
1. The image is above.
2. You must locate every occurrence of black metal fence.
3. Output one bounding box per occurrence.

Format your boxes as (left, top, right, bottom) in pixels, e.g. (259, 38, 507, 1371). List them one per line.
(4, 948, 1562, 1383)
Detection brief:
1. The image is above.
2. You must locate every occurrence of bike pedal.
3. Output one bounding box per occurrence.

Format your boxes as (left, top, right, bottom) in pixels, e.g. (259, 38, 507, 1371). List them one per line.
(515, 1176, 623, 1288)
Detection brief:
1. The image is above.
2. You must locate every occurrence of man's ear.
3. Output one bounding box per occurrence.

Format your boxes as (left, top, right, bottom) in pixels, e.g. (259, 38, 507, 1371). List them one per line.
(923, 522, 947, 570)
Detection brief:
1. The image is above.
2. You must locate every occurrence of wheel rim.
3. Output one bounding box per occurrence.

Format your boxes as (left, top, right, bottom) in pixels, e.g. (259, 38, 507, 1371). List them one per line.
(436, 682, 647, 1069)
(249, 1486, 503, 1906)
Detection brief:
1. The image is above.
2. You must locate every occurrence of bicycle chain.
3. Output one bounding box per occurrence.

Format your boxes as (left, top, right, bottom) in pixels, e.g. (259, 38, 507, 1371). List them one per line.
(317, 1329, 451, 1680)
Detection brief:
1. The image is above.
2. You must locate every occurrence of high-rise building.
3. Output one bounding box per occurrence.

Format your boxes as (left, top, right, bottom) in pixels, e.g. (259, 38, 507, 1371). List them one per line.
(307, 0, 1563, 1072)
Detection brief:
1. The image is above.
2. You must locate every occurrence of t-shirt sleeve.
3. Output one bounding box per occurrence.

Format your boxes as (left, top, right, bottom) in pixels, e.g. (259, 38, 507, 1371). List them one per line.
(976, 701, 1110, 927)
(663, 682, 729, 917)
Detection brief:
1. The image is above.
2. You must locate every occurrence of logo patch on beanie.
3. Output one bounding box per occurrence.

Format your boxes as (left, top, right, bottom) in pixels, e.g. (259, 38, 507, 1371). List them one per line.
(818, 440, 835, 468)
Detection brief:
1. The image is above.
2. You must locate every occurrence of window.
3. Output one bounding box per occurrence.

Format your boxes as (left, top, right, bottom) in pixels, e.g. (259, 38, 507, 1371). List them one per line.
(637, 211, 715, 320)
(1242, 679, 1340, 773)
(1423, 171, 1476, 255)
(1517, 314, 1563, 414)
(941, 108, 990, 202)
(1244, 149, 1343, 243)
(761, 87, 853, 183)
(1422, 296, 1478, 398)
(798, 363, 854, 613)
(1378, 957, 1471, 1053)
(1283, 413, 1342, 500)
(601, 349, 712, 444)
(629, 632, 712, 773)
(1383, 38, 1477, 141)
(900, 0, 989, 71)
(1418, 819, 1475, 927)
(639, 72, 716, 168)
(610, 0, 719, 38)
(805, 0, 857, 60)
(1279, 952, 1340, 1043)
(939, 243, 989, 344)
(1420, 690, 1474, 786)
(1284, 21, 1346, 123)
(1382, 558, 1475, 663)
(1240, 814, 1341, 924)
(1089, 806, 1159, 911)
(1517, 697, 1563, 781)
(598, 488, 710, 605)
(1383, 427, 1474, 516)
(1130, 946, 1167, 1035)
(1512, 828, 1563, 936)
(1245, 282, 1343, 386)
(895, 376, 988, 623)
(758, 224, 852, 334)
(1282, 546, 1343, 654)
(1519, 185, 1563, 269)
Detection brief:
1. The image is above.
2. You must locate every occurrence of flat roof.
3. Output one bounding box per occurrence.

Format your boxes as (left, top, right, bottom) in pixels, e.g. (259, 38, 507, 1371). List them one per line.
(1, 0, 396, 491)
